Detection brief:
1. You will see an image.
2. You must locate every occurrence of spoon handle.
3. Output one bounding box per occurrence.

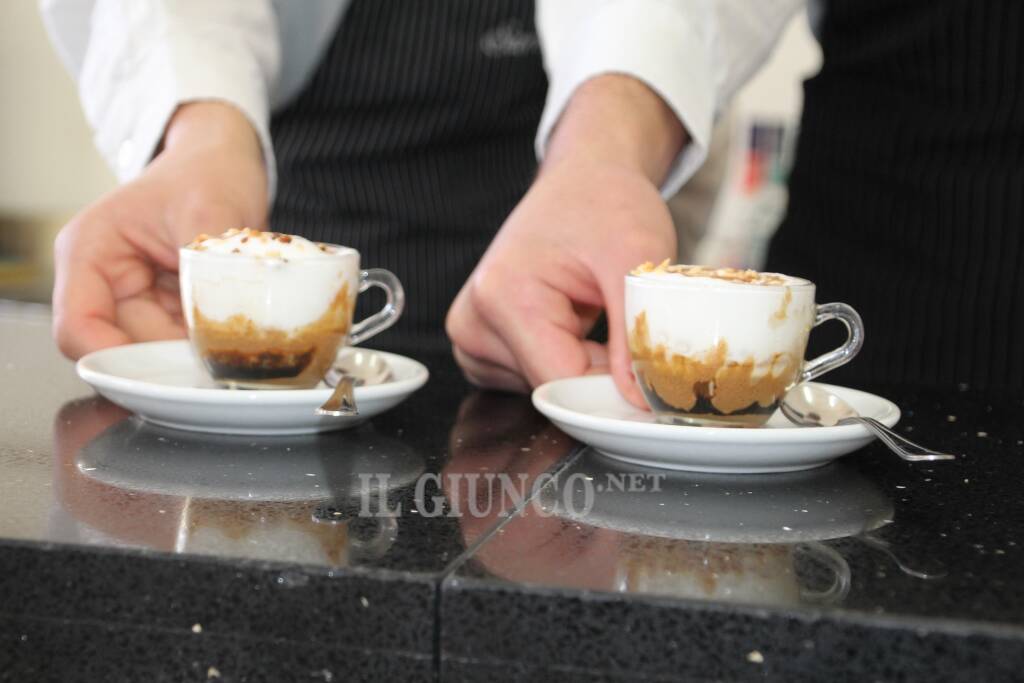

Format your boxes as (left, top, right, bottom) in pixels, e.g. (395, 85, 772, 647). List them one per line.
(842, 416, 956, 461)
(856, 532, 948, 580)
(316, 376, 359, 417)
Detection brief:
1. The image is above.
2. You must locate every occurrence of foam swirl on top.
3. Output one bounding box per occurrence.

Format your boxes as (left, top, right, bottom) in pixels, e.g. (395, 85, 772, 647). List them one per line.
(186, 228, 335, 260)
(631, 260, 802, 287)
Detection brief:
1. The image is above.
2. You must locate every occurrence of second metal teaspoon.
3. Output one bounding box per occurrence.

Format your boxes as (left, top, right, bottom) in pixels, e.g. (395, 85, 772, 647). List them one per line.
(781, 383, 956, 462)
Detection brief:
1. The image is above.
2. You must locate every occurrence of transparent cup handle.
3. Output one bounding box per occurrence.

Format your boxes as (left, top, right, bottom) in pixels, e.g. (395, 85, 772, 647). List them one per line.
(800, 302, 864, 383)
(795, 541, 851, 605)
(349, 516, 399, 561)
(349, 268, 404, 346)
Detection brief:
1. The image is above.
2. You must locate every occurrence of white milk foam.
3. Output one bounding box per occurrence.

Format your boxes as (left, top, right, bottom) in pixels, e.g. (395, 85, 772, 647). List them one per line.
(180, 229, 358, 331)
(625, 269, 816, 370)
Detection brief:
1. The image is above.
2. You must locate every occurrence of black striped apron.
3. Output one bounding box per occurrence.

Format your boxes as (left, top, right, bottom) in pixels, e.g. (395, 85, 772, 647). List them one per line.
(269, 0, 546, 356)
(767, 0, 1024, 395)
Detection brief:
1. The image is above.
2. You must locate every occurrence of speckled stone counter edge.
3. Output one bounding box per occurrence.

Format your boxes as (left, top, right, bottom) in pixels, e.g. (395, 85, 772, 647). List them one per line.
(439, 579, 1024, 682)
(0, 539, 435, 656)
(0, 612, 434, 683)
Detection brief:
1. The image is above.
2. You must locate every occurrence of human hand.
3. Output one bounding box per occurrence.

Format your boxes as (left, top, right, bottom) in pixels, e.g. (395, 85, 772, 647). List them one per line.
(52, 102, 268, 359)
(446, 159, 676, 406)
(446, 75, 684, 407)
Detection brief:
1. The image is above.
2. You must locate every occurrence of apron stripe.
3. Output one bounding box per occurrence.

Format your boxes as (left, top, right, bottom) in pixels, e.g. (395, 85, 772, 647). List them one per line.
(270, 0, 547, 355)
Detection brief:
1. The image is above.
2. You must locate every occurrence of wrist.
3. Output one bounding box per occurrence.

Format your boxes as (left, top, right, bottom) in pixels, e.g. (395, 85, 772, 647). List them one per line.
(150, 102, 269, 244)
(161, 101, 264, 165)
(543, 75, 687, 186)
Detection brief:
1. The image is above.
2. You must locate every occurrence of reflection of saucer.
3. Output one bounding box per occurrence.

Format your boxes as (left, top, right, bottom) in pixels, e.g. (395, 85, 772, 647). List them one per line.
(532, 376, 900, 473)
(76, 420, 426, 501)
(542, 449, 893, 543)
(76, 341, 428, 435)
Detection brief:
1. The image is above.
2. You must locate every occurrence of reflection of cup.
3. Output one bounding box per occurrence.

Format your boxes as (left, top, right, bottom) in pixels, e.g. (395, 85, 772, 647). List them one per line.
(618, 537, 850, 606)
(54, 400, 424, 566)
(183, 499, 398, 565)
(180, 499, 353, 565)
(311, 504, 399, 562)
(625, 263, 863, 426)
(517, 450, 885, 606)
(179, 229, 403, 389)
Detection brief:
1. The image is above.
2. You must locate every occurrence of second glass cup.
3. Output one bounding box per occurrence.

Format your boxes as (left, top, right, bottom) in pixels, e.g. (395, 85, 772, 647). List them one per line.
(625, 266, 863, 427)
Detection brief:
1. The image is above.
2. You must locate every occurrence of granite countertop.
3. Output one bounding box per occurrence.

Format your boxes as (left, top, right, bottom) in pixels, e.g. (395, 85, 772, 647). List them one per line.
(0, 301, 1022, 682)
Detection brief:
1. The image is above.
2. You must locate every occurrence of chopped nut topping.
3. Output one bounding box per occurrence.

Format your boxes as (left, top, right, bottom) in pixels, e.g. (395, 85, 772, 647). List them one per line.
(632, 260, 789, 286)
(184, 227, 322, 258)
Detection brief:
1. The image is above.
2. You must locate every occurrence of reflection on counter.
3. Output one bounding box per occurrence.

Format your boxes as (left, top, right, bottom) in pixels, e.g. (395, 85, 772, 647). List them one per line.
(445, 391, 578, 548)
(52, 396, 425, 567)
(48, 389, 582, 573)
(463, 448, 946, 609)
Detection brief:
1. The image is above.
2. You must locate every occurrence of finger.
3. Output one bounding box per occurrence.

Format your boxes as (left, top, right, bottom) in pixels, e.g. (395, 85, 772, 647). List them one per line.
(597, 269, 648, 409)
(156, 285, 183, 317)
(453, 346, 531, 394)
(446, 285, 522, 374)
(574, 302, 603, 338)
(52, 245, 131, 360)
(155, 270, 180, 293)
(582, 340, 609, 375)
(116, 298, 188, 343)
(154, 272, 183, 316)
(475, 270, 591, 388)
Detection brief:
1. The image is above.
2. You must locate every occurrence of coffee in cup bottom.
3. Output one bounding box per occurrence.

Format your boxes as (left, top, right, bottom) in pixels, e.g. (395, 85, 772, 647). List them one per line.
(630, 309, 799, 427)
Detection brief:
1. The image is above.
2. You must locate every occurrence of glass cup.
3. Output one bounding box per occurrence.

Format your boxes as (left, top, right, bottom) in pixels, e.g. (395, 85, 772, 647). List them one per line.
(180, 243, 403, 389)
(625, 270, 863, 427)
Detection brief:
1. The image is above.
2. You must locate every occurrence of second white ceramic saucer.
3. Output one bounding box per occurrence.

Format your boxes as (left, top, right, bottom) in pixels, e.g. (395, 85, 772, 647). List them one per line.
(77, 340, 429, 435)
(532, 376, 900, 473)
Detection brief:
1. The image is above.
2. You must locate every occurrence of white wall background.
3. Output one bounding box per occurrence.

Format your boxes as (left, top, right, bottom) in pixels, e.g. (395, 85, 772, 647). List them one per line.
(733, 10, 822, 122)
(0, 1, 115, 216)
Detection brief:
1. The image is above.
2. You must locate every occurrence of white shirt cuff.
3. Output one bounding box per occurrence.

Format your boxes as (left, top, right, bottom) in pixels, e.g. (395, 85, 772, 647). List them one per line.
(536, 0, 714, 198)
(81, 32, 277, 200)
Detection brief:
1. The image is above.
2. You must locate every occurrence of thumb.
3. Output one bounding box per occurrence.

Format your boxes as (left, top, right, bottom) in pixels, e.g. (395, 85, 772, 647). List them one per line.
(598, 270, 648, 409)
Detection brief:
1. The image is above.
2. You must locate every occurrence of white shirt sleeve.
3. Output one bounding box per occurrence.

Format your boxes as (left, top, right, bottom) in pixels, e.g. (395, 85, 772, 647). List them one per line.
(535, 0, 807, 197)
(40, 0, 282, 197)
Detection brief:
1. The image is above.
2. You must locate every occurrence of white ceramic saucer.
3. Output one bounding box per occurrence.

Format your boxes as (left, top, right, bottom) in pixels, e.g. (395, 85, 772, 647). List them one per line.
(77, 340, 429, 435)
(532, 376, 900, 473)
